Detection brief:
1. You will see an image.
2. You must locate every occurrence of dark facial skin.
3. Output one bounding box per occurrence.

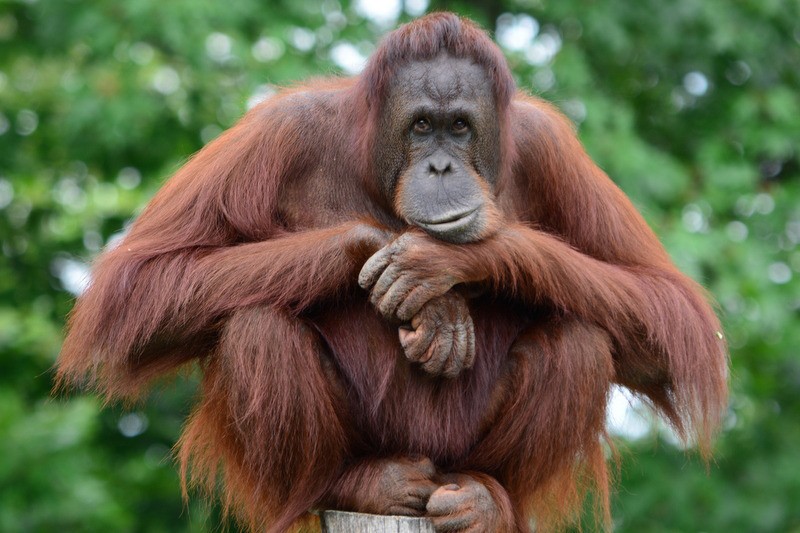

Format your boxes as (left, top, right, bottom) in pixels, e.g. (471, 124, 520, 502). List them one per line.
(374, 54, 502, 243)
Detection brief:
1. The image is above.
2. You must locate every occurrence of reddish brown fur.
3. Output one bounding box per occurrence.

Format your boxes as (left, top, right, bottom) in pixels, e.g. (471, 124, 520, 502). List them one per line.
(56, 13, 727, 533)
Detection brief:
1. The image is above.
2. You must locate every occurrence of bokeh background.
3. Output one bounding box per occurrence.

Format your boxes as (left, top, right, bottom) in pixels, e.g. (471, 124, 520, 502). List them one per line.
(1, 0, 799, 531)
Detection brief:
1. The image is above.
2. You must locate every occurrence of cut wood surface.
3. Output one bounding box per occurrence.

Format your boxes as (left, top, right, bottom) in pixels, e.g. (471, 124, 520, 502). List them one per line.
(321, 510, 435, 532)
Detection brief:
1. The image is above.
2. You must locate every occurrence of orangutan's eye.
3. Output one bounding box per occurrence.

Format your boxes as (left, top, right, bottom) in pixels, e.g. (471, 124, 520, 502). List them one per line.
(452, 118, 469, 133)
(413, 118, 432, 134)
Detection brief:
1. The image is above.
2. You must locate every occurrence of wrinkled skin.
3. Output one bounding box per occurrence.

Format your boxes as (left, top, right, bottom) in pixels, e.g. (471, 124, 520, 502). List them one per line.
(373, 54, 502, 245)
(357, 231, 476, 379)
(327, 457, 438, 516)
(359, 233, 460, 323)
(327, 457, 508, 532)
(427, 474, 504, 532)
(399, 291, 475, 379)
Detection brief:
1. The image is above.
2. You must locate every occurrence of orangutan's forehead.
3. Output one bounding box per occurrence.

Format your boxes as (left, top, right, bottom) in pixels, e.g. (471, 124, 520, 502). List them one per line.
(390, 54, 493, 105)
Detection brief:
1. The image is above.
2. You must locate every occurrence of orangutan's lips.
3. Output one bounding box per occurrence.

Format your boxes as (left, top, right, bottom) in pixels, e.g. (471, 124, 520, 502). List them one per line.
(414, 206, 480, 233)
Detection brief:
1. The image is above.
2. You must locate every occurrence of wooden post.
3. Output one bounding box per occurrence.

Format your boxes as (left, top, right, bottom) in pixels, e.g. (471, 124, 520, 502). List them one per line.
(321, 510, 435, 532)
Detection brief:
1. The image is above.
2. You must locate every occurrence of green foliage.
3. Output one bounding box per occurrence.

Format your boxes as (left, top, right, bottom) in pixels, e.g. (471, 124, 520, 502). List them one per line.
(1, 0, 798, 531)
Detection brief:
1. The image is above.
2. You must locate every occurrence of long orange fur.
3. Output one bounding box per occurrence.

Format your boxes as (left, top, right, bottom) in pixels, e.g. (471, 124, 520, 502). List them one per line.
(56, 13, 728, 533)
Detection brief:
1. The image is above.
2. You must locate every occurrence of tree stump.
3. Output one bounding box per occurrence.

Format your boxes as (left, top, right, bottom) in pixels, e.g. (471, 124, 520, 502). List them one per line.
(320, 510, 435, 532)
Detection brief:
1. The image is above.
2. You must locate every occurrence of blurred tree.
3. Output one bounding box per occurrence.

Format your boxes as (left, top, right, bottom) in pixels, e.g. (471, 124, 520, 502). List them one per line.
(0, 0, 798, 531)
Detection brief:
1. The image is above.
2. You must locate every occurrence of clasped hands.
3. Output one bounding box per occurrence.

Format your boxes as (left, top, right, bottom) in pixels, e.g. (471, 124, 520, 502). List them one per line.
(358, 232, 477, 379)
